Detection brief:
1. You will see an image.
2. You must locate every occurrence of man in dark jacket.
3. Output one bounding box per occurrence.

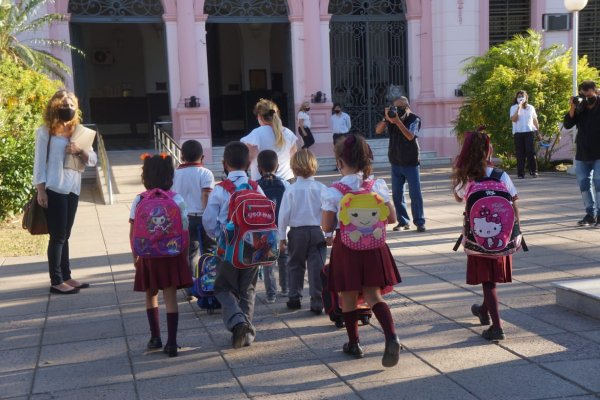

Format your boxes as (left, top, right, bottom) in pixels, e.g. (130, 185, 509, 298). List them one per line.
(375, 96, 426, 232)
(563, 80, 600, 227)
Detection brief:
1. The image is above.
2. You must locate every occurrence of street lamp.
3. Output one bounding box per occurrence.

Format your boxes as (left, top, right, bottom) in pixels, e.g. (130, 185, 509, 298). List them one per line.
(564, 0, 588, 174)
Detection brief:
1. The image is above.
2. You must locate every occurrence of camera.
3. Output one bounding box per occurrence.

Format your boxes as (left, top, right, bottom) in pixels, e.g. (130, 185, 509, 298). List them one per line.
(572, 96, 584, 105)
(387, 106, 398, 118)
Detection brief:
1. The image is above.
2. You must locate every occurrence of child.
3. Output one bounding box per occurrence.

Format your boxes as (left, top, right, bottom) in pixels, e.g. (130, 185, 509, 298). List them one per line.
(278, 149, 327, 313)
(452, 128, 519, 341)
(172, 140, 216, 296)
(321, 134, 402, 367)
(203, 142, 264, 349)
(130, 154, 192, 357)
(256, 150, 290, 303)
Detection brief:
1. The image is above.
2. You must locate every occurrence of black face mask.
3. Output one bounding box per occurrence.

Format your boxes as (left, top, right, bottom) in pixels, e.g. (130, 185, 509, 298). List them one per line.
(334, 109, 341, 114)
(397, 107, 407, 115)
(305, 108, 310, 112)
(58, 108, 76, 122)
(586, 96, 597, 105)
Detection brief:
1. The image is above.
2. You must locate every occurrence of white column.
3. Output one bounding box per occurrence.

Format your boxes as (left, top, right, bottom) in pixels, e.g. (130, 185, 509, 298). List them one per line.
(195, 19, 210, 106)
(406, 18, 421, 100)
(320, 16, 332, 98)
(49, 19, 75, 89)
(290, 20, 305, 106)
(164, 19, 181, 112)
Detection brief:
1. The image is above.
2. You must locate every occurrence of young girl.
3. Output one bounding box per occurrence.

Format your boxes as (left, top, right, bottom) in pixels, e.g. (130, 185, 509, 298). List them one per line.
(129, 154, 193, 357)
(297, 101, 315, 149)
(321, 134, 402, 367)
(452, 128, 519, 341)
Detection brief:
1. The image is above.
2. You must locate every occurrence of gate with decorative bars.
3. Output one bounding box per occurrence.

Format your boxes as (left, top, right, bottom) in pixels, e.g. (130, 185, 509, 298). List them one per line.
(329, 0, 408, 137)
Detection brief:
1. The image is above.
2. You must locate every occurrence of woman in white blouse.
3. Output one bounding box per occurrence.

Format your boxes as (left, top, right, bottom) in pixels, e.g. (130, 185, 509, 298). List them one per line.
(33, 90, 97, 294)
(241, 98, 297, 182)
(509, 90, 539, 178)
(297, 101, 315, 149)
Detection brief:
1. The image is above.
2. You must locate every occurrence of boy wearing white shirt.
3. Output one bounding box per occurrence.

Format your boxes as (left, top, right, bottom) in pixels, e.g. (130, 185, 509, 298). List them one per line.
(278, 149, 327, 314)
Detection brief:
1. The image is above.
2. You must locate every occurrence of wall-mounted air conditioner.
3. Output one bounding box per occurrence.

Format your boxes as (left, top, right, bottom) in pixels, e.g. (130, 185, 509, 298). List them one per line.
(543, 14, 571, 31)
(92, 49, 114, 65)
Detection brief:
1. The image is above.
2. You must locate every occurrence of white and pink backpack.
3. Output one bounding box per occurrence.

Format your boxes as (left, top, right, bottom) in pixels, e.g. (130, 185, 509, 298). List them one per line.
(131, 189, 188, 258)
(453, 169, 528, 257)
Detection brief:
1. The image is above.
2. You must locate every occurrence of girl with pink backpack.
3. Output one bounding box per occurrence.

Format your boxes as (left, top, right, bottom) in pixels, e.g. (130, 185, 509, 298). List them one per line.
(129, 154, 192, 357)
(452, 129, 520, 341)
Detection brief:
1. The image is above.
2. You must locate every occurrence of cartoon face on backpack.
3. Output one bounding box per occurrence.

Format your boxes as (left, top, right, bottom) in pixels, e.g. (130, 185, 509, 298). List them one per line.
(148, 207, 171, 233)
(338, 190, 389, 250)
(473, 206, 504, 249)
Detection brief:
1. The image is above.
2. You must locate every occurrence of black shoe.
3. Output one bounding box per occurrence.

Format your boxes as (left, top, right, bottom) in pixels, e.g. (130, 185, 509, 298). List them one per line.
(310, 306, 323, 315)
(342, 342, 365, 358)
(530, 172, 538, 178)
(232, 323, 250, 349)
(471, 304, 491, 326)
(382, 335, 402, 367)
(577, 214, 596, 226)
(517, 175, 525, 179)
(393, 223, 410, 231)
(163, 343, 179, 357)
(286, 298, 302, 309)
(481, 326, 506, 341)
(147, 337, 163, 349)
(416, 225, 426, 233)
(49, 286, 80, 295)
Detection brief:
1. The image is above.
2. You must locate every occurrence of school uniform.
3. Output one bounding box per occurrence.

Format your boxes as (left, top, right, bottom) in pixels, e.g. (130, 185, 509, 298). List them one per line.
(297, 110, 315, 148)
(330, 111, 352, 144)
(203, 171, 265, 344)
(321, 173, 401, 293)
(456, 167, 518, 285)
(130, 193, 193, 291)
(278, 176, 327, 309)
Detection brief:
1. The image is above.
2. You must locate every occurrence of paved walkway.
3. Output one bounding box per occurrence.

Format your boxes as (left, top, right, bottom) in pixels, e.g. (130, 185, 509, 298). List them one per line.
(1, 164, 600, 400)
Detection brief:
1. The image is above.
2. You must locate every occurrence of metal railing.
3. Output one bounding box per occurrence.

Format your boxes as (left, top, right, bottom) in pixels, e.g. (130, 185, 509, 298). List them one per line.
(153, 122, 182, 165)
(84, 124, 114, 205)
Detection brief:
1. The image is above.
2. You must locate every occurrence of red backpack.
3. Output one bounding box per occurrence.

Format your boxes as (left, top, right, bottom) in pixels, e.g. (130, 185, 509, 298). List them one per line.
(216, 180, 279, 269)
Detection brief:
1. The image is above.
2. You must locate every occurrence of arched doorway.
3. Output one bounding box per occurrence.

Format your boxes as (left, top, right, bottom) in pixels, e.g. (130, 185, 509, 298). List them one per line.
(69, 0, 170, 149)
(329, 0, 408, 137)
(204, 0, 294, 145)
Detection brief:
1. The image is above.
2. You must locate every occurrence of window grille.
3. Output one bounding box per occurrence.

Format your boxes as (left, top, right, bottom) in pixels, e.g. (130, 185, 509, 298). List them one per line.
(489, 0, 530, 47)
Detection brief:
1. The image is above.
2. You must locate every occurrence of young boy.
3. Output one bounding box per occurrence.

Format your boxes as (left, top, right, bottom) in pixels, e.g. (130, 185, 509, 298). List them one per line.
(278, 149, 327, 314)
(172, 140, 215, 295)
(256, 150, 290, 303)
(203, 141, 264, 348)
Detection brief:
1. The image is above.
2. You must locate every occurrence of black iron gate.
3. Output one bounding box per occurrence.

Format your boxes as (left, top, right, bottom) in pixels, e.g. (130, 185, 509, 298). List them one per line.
(329, 0, 407, 137)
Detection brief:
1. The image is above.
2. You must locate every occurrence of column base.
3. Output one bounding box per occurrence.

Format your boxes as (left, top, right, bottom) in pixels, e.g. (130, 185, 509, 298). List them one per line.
(172, 107, 214, 162)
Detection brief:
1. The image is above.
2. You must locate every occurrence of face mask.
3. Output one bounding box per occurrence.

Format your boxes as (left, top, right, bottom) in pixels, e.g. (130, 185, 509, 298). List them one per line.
(586, 96, 596, 105)
(517, 97, 525, 103)
(58, 107, 75, 122)
(397, 107, 406, 114)
(335, 109, 341, 114)
(305, 108, 310, 112)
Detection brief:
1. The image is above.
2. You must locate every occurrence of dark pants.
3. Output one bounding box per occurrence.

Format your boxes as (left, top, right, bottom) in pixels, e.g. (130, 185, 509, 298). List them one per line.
(44, 190, 79, 286)
(514, 131, 537, 176)
(287, 226, 326, 309)
(300, 127, 315, 149)
(333, 133, 347, 146)
(188, 215, 216, 274)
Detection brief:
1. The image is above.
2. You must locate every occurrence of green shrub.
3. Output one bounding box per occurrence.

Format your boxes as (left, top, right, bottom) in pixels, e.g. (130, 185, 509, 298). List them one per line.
(0, 57, 62, 220)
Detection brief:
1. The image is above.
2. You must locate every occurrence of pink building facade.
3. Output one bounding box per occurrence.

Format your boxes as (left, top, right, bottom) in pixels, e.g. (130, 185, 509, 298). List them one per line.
(46, 0, 582, 161)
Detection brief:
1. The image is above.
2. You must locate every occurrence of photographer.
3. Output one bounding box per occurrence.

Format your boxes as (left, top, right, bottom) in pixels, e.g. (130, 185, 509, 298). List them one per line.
(563, 80, 600, 227)
(510, 90, 539, 179)
(375, 96, 426, 232)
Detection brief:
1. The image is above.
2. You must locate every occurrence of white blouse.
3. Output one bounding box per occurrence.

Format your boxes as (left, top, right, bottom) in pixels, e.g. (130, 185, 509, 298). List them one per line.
(240, 125, 297, 181)
(509, 104, 538, 134)
(321, 173, 391, 217)
(297, 111, 311, 129)
(32, 126, 98, 196)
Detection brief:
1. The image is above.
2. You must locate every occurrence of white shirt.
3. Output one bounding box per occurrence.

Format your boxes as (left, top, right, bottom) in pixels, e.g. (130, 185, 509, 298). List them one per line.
(241, 125, 297, 181)
(33, 126, 98, 196)
(510, 104, 537, 134)
(172, 165, 215, 215)
(321, 173, 391, 227)
(129, 192, 189, 230)
(202, 171, 266, 239)
(455, 167, 518, 200)
(297, 111, 311, 129)
(331, 112, 352, 134)
(278, 176, 327, 238)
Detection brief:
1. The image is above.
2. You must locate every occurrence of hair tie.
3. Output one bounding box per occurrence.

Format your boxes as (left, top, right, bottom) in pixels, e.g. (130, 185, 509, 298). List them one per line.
(140, 152, 151, 161)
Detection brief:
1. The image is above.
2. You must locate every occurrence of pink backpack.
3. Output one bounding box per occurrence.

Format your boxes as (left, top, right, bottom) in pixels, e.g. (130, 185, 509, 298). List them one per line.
(131, 189, 188, 258)
(453, 168, 527, 257)
(332, 180, 389, 251)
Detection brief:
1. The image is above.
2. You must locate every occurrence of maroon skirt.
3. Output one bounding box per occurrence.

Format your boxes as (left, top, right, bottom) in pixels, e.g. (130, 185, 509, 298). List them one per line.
(134, 253, 193, 292)
(466, 255, 512, 285)
(328, 234, 401, 294)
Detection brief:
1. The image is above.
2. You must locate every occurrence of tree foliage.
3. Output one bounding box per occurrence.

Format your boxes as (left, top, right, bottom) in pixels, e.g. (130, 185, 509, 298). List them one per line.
(0, 0, 83, 79)
(0, 57, 62, 220)
(454, 30, 600, 167)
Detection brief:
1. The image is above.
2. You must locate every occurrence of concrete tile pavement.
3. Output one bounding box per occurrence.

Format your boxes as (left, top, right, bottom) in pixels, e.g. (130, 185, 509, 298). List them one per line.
(1, 168, 600, 399)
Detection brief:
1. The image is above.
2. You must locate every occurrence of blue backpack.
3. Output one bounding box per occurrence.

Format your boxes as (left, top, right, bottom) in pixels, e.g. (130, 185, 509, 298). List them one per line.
(257, 174, 286, 219)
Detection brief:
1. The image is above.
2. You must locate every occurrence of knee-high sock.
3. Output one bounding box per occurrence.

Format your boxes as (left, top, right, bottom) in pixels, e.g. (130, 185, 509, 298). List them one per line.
(146, 307, 161, 338)
(482, 282, 501, 328)
(166, 312, 179, 346)
(342, 310, 359, 344)
(372, 302, 397, 341)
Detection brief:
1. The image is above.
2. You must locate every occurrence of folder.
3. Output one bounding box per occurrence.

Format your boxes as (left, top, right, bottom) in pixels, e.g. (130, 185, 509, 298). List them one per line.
(64, 125, 96, 172)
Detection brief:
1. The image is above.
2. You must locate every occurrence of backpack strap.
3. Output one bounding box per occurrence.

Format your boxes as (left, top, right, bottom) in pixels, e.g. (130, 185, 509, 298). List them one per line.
(332, 182, 352, 195)
(218, 179, 236, 194)
(489, 168, 504, 180)
(361, 179, 376, 192)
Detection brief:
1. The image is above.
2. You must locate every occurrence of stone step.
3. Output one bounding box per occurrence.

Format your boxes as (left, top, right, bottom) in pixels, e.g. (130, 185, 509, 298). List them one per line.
(553, 278, 600, 320)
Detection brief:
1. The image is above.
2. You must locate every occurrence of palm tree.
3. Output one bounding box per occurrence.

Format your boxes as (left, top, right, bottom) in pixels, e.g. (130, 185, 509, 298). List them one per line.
(0, 0, 83, 79)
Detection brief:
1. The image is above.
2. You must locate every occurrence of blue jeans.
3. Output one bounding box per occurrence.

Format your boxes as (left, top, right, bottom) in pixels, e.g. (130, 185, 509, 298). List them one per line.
(391, 164, 425, 226)
(575, 159, 600, 216)
(262, 248, 289, 298)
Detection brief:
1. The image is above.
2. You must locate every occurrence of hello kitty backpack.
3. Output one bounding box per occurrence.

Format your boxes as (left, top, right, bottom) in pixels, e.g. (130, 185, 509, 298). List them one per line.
(453, 168, 527, 257)
(333, 180, 389, 251)
(131, 189, 188, 258)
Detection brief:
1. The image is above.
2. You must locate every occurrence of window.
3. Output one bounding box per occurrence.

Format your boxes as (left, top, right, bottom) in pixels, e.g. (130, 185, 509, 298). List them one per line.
(579, 0, 600, 68)
(489, 0, 531, 47)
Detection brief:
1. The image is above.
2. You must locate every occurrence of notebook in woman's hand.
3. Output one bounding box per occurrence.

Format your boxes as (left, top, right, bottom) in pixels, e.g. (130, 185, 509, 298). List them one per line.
(64, 125, 96, 172)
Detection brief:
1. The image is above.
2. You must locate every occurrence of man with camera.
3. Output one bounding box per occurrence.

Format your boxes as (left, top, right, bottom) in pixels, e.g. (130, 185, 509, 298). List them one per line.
(375, 95, 426, 232)
(563, 80, 600, 227)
